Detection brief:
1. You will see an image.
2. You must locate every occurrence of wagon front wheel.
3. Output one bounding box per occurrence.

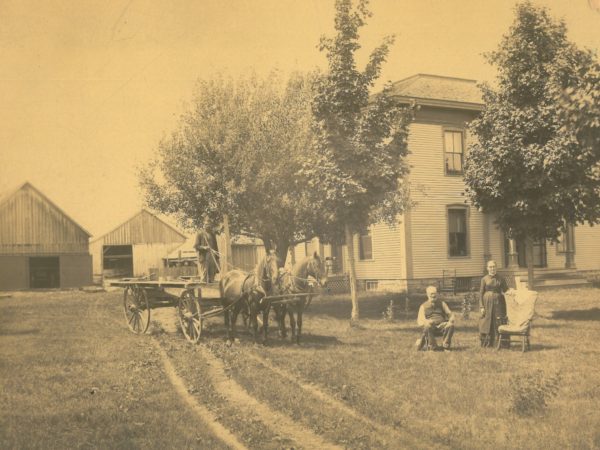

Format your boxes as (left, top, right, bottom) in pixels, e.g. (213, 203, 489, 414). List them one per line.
(123, 286, 151, 334)
(177, 290, 202, 343)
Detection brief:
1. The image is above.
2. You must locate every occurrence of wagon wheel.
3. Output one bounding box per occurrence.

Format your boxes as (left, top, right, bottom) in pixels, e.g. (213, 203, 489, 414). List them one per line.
(123, 286, 151, 334)
(177, 290, 202, 343)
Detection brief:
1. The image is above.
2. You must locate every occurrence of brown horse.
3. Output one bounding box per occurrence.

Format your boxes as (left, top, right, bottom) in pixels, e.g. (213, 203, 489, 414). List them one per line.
(274, 252, 328, 344)
(219, 253, 279, 344)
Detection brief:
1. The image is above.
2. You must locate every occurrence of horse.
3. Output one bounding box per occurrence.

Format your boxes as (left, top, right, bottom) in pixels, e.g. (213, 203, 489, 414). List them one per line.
(218, 252, 279, 344)
(273, 252, 328, 344)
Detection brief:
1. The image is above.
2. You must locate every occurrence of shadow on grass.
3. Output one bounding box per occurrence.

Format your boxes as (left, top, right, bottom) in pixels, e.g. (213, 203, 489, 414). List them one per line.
(551, 308, 600, 321)
(263, 333, 346, 349)
(201, 323, 347, 349)
(0, 328, 40, 336)
(310, 293, 423, 320)
(495, 343, 560, 352)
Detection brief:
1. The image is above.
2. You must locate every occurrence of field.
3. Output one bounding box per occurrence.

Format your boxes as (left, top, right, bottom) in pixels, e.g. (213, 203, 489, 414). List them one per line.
(1, 287, 600, 449)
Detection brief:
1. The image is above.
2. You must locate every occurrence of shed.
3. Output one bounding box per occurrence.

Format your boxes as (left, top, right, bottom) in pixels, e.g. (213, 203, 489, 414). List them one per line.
(89, 210, 187, 279)
(0, 182, 92, 290)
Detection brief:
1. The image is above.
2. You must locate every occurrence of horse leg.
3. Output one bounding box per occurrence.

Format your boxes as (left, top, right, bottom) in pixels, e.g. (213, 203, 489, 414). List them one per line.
(230, 302, 241, 343)
(288, 308, 296, 343)
(276, 305, 287, 338)
(261, 304, 270, 344)
(249, 302, 259, 343)
(224, 309, 232, 345)
(296, 306, 303, 345)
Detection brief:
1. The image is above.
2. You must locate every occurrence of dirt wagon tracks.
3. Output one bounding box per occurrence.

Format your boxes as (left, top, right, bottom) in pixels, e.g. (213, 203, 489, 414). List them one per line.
(244, 352, 444, 450)
(144, 306, 441, 449)
(194, 343, 344, 450)
(153, 342, 248, 450)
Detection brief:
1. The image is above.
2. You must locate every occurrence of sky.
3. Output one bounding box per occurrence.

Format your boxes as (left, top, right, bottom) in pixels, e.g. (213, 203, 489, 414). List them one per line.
(1, 0, 599, 236)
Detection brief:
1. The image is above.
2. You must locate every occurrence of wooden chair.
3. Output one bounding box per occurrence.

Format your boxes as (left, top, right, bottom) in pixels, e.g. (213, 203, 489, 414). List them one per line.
(497, 289, 538, 352)
(438, 269, 457, 295)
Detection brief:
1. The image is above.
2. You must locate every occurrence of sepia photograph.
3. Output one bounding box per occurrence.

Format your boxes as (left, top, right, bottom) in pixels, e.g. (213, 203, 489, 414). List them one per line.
(1, 0, 599, 448)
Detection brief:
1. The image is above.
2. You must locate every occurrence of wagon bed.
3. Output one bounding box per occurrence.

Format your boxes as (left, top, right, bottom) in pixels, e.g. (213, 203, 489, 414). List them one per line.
(110, 277, 313, 343)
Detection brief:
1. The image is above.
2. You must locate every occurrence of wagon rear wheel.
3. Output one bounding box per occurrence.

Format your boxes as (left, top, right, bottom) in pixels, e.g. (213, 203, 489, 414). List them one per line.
(177, 290, 202, 343)
(123, 286, 151, 334)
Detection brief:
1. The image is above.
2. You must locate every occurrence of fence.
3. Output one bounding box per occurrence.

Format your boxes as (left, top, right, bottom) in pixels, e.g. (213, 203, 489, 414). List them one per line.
(324, 274, 480, 295)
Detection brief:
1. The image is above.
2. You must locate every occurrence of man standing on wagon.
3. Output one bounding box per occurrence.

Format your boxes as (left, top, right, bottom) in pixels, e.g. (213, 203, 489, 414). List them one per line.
(194, 219, 220, 283)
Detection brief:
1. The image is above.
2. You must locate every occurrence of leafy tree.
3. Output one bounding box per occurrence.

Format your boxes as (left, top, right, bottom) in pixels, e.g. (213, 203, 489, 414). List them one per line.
(305, 0, 413, 321)
(464, 1, 600, 286)
(139, 72, 320, 265)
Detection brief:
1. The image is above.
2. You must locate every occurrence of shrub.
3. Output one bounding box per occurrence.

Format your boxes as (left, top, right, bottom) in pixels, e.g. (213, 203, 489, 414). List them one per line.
(508, 370, 561, 416)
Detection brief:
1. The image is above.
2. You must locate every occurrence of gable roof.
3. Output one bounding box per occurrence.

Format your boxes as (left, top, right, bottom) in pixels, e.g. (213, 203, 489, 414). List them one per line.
(90, 209, 187, 244)
(388, 74, 484, 110)
(0, 181, 92, 237)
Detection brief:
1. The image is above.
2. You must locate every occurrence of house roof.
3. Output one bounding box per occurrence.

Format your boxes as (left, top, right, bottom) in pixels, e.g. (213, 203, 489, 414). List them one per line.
(0, 181, 92, 237)
(90, 209, 187, 243)
(388, 74, 484, 110)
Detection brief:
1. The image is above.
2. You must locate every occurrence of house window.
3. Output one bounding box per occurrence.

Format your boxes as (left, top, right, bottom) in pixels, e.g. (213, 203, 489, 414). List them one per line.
(365, 280, 379, 291)
(358, 229, 373, 260)
(556, 225, 575, 254)
(444, 130, 464, 175)
(448, 208, 468, 257)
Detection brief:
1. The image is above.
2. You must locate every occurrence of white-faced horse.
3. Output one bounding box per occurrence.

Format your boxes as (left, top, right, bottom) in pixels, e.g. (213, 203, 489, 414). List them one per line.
(274, 252, 328, 344)
(219, 253, 279, 344)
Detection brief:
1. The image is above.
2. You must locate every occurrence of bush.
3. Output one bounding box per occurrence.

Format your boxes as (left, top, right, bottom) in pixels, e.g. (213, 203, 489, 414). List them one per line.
(508, 370, 561, 416)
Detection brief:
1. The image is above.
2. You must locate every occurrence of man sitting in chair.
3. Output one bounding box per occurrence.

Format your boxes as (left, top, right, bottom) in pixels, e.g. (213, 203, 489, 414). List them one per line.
(416, 286, 456, 351)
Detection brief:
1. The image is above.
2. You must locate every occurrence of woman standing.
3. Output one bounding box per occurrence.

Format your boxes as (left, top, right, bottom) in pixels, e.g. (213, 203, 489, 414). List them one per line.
(479, 260, 510, 347)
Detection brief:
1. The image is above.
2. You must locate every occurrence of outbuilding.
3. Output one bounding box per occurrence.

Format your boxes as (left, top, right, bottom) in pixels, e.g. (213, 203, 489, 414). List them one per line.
(0, 182, 93, 290)
(89, 209, 186, 279)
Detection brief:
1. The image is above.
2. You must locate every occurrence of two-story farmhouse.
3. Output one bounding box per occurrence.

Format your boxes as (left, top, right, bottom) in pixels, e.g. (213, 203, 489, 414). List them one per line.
(310, 74, 600, 291)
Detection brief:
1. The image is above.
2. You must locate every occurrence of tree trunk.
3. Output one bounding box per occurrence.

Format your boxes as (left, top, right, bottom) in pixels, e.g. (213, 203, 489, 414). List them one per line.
(274, 239, 289, 268)
(222, 214, 233, 274)
(345, 224, 359, 323)
(526, 237, 535, 290)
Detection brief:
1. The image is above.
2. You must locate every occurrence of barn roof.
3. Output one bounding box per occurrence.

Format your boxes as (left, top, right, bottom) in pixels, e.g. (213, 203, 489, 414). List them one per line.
(0, 181, 92, 237)
(387, 74, 484, 110)
(90, 209, 187, 244)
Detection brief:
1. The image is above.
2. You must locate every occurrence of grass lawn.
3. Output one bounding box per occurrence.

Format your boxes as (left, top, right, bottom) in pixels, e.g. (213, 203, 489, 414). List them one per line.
(202, 287, 600, 450)
(1, 286, 600, 449)
(0, 290, 227, 450)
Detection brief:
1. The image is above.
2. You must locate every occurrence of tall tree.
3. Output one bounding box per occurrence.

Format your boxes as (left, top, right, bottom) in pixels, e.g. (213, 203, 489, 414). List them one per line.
(306, 0, 413, 322)
(139, 72, 320, 265)
(464, 1, 600, 287)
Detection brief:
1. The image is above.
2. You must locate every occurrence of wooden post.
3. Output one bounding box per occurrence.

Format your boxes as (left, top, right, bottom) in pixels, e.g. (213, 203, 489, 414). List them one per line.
(526, 237, 535, 289)
(345, 224, 359, 323)
(507, 237, 519, 269)
(222, 214, 233, 274)
(564, 224, 576, 269)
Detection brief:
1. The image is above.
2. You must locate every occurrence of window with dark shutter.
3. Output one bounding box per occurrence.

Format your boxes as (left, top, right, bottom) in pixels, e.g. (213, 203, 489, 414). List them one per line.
(358, 229, 373, 260)
(448, 209, 468, 257)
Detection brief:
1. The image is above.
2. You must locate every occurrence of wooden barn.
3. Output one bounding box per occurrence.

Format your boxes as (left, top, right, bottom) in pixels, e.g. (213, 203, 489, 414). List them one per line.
(0, 182, 92, 290)
(89, 210, 187, 279)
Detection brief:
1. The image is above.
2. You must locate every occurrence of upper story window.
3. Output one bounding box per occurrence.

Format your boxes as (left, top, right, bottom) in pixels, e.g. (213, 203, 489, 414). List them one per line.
(444, 130, 464, 175)
(358, 228, 373, 260)
(448, 208, 468, 257)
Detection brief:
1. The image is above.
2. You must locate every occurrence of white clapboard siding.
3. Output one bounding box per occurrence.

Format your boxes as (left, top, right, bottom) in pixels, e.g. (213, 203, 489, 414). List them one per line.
(573, 224, 600, 270)
(353, 222, 404, 280)
(546, 241, 567, 269)
(406, 123, 486, 279)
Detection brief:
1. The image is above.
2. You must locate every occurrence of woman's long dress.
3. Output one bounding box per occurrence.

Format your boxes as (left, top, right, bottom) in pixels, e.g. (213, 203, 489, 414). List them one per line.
(479, 274, 507, 346)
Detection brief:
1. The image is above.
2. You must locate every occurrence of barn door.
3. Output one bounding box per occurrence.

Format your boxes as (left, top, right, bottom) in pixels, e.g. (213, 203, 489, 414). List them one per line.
(29, 257, 60, 288)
